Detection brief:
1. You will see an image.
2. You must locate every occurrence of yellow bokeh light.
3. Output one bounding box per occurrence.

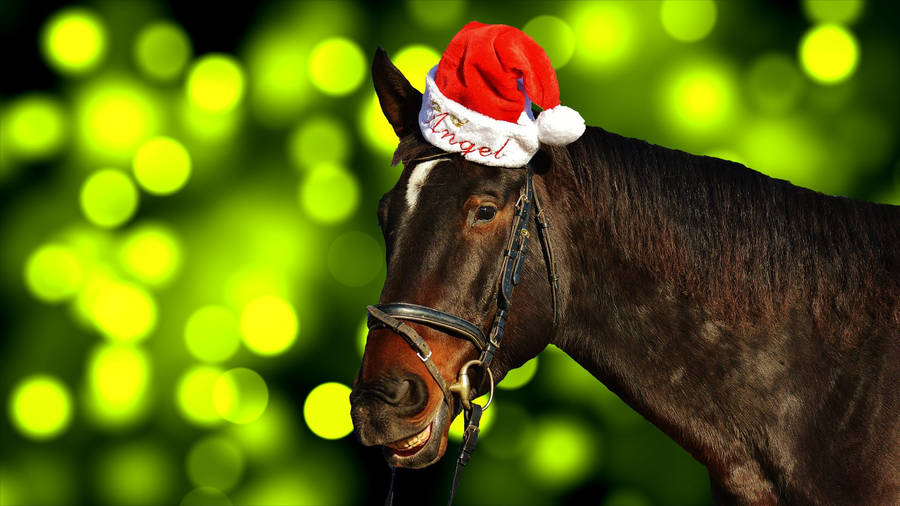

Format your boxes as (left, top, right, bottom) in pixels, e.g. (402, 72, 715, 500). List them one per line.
(308, 38, 366, 96)
(239, 295, 299, 356)
(2, 95, 67, 161)
(360, 92, 398, 156)
(448, 395, 496, 441)
(76, 78, 159, 160)
(213, 368, 269, 424)
(302, 382, 353, 440)
(803, 0, 865, 24)
(799, 24, 859, 85)
(567, 1, 635, 70)
(298, 164, 360, 225)
(186, 55, 246, 113)
(134, 21, 192, 81)
(287, 115, 350, 172)
(117, 223, 182, 287)
(357, 316, 368, 358)
(40, 7, 107, 75)
(24, 243, 84, 303)
(244, 30, 313, 128)
(498, 357, 538, 391)
(132, 137, 192, 195)
(523, 16, 575, 69)
(524, 416, 597, 488)
(393, 45, 440, 93)
(326, 231, 382, 287)
(662, 62, 737, 137)
(80, 169, 140, 228)
(185, 305, 241, 363)
(89, 279, 157, 342)
(176, 365, 224, 426)
(186, 436, 245, 491)
(660, 0, 718, 43)
(8, 375, 73, 440)
(179, 100, 241, 144)
(85, 344, 151, 428)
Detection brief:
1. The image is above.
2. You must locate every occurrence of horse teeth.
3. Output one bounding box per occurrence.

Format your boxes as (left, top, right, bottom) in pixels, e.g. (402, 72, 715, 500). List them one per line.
(387, 424, 432, 451)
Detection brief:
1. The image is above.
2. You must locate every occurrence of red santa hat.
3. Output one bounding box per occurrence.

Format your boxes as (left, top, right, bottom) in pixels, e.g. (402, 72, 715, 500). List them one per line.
(419, 21, 586, 168)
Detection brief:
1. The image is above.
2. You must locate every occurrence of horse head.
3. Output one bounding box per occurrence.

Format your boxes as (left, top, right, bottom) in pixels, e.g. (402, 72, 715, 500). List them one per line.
(349, 48, 561, 469)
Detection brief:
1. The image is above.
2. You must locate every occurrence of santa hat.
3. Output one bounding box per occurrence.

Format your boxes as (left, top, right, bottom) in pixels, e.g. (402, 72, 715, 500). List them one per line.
(419, 21, 586, 168)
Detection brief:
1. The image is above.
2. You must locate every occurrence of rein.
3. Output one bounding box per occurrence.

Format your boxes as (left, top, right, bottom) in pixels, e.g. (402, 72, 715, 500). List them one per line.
(366, 163, 560, 505)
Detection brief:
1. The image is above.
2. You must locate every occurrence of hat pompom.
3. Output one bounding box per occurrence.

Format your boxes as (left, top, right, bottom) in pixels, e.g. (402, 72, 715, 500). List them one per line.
(536, 105, 586, 145)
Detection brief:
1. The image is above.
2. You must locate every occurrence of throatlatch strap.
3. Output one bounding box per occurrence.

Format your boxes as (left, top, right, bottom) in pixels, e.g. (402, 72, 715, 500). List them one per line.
(447, 404, 482, 506)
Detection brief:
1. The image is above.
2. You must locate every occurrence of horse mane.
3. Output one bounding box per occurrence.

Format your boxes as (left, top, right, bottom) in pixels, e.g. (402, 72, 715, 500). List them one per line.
(553, 126, 900, 346)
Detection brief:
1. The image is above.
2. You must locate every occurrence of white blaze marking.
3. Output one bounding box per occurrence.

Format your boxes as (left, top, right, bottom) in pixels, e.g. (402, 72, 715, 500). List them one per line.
(406, 158, 447, 210)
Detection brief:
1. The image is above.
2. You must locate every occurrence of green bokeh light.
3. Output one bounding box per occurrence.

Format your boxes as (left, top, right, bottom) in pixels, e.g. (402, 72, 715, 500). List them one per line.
(360, 92, 399, 156)
(244, 30, 313, 127)
(746, 52, 805, 113)
(393, 44, 441, 92)
(239, 295, 299, 356)
(186, 55, 246, 113)
(229, 396, 300, 461)
(185, 306, 241, 363)
(288, 115, 350, 172)
(88, 279, 157, 342)
(298, 164, 360, 224)
(525, 415, 598, 489)
(179, 101, 241, 144)
(176, 365, 224, 426)
(24, 243, 84, 303)
(76, 77, 159, 160)
(662, 61, 737, 137)
(85, 344, 152, 428)
(406, 0, 467, 29)
(213, 368, 269, 424)
(523, 15, 575, 69)
(660, 0, 717, 43)
(567, 1, 635, 70)
(357, 316, 368, 358)
(80, 169, 140, 228)
(8, 375, 73, 440)
(799, 24, 859, 84)
(448, 395, 496, 441)
(326, 231, 382, 287)
(739, 117, 830, 192)
(117, 222, 183, 287)
(181, 487, 232, 506)
(308, 38, 366, 96)
(498, 356, 538, 390)
(803, 0, 865, 24)
(603, 488, 653, 506)
(186, 435, 245, 491)
(2, 95, 67, 161)
(132, 137, 192, 195)
(95, 442, 174, 506)
(134, 21, 192, 81)
(40, 7, 106, 75)
(302, 382, 353, 440)
(481, 401, 534, 459)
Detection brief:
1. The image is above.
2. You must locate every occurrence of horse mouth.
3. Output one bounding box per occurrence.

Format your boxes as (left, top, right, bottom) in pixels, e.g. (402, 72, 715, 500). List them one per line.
(381, 402, 450, 468)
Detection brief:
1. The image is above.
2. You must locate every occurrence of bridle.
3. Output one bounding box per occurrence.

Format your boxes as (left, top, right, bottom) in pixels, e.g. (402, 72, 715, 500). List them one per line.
(365, 161, 560, 505)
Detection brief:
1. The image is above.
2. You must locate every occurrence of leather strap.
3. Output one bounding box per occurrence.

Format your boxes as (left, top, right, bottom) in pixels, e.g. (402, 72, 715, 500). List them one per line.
(369, 303, 487, 351)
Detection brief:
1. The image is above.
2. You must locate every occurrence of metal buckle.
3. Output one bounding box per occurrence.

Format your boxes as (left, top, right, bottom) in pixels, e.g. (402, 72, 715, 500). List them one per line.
(417, 349, 432, 362)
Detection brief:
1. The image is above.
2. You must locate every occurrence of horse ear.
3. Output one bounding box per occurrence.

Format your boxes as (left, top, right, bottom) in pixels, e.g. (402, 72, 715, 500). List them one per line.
(372, 47, 423, 139)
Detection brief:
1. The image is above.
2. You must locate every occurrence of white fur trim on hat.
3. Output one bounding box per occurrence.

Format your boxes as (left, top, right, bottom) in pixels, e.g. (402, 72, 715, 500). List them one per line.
(536, 105, 586, 145)
(419, 66, 539, 168)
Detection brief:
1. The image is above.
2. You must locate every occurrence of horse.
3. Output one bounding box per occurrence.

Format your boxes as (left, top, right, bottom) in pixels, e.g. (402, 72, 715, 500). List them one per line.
(350, 48, 900, 505)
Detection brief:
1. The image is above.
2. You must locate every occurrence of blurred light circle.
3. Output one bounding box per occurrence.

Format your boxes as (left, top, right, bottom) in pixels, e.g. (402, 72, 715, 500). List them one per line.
(132, 137, 192, 195)
(568, 1, 635, 70)
(186, 55, 246, 113)
(498, 356, 538, 390)
(176, 365, 224, 426)
(524, 416, 597, 488)
(185, 306, 241, 363)
(118, 223, 183, 287)
(213, 368, 269, 424)
(298, 164, 360, 224)
(3, 95, 67, 161)
(134, 21, 192, 81)
(24, 243, 83, 303)
(180, 487, 232, 506)
(86, 344, 152, 428)
(95, 442, 174, 506)
(288, 116, 350, 172)
(239, 295, 299, 356)
(799, 24, 859, 84)
(76, 78, 159, 160)
(308, 38, 366, 96)
(326, 231, 382, 287)
(8, 375, 73, 440)
(360, 92, 399, 155)
(803, 0, 864, 24)
(89, 280, 157, 342)
(40, 7, 106, 75)
(357, 316, 368, 358)
(393, 45, 441, 92)
(245, 30, 312, 128)
(302, 382, 353, 440)
(448, 394, 496, 441)
(80, 169, 139, 228)
(406, 0, 466, 29)
(662, 62, 737, 136)
(660, 0, 717, 42)
(186, 436, 245, 491)
(523, 16, 575, 69)
(746, 53, 805, 113)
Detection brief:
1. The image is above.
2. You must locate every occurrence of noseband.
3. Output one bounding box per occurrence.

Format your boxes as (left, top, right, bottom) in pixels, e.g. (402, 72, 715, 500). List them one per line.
(365, 163, 560, 505)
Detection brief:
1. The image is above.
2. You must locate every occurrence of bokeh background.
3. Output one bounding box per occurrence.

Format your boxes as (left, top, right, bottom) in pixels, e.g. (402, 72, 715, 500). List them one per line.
(1, 1, 897, 505)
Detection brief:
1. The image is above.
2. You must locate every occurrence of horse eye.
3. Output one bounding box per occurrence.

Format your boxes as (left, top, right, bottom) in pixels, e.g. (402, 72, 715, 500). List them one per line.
(474, 205, 497, 223)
